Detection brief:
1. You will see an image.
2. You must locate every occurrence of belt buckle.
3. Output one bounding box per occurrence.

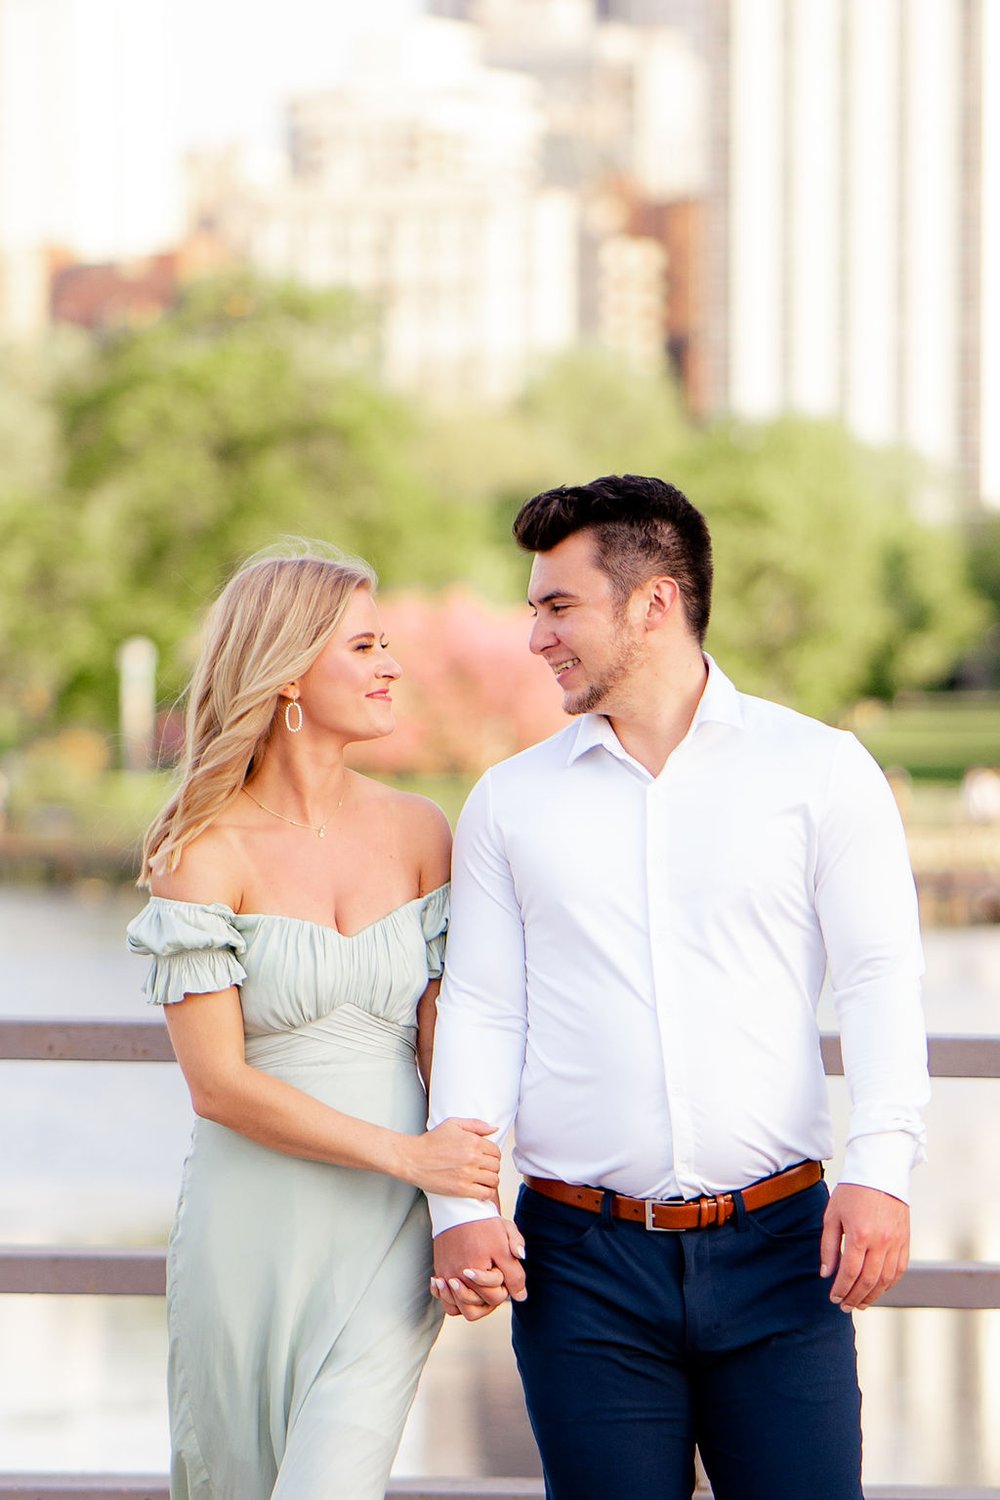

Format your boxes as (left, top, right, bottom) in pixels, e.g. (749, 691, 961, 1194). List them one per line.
(644, 1198, 682, 1232)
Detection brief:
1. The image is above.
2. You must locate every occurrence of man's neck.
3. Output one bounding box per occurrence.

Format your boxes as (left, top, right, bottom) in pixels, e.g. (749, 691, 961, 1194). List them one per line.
(605, 650, 709, 777)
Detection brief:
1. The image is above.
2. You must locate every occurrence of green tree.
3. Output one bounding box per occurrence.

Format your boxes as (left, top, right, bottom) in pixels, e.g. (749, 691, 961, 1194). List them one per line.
(679, 418, 983, 718)
(0, 320, 986, 753)
(1, 274, 496, 736)
(428, 359, 983, 723)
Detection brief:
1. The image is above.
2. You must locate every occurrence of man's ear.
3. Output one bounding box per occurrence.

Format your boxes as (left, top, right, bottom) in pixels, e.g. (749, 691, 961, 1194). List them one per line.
(643, 575, 681, 630)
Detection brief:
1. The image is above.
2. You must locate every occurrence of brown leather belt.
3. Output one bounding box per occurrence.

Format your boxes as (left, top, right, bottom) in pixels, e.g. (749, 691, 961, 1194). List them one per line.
(524, 1159, 822, 1232)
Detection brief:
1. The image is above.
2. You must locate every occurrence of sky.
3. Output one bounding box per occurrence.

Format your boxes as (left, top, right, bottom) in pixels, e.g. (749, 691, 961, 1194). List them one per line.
(0, 0, 425, 259)
(168, 0, 424, 149)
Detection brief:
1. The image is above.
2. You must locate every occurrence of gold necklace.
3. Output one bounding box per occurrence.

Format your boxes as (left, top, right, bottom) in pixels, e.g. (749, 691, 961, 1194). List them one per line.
(241, 782, 347, 840)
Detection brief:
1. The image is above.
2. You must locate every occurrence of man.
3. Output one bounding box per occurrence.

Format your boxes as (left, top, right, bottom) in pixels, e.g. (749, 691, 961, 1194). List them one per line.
(427, 475, 928, 1500)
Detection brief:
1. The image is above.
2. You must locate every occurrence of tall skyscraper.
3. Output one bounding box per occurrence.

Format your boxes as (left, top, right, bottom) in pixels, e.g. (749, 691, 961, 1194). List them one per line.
(707, 0, 1000, 511)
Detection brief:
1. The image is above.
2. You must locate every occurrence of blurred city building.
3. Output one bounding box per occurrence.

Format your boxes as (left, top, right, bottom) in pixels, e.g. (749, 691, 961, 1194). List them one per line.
(436, 0, 709, 401)
(182, 11, 703, 403)
(47, 234, 232, 332)
(184, 19, 579, 403)
(0, 0, 179, 336)
(0, 0, 710, 407)
(5, 0, 995, 495)
(706, 0, 1000, 512)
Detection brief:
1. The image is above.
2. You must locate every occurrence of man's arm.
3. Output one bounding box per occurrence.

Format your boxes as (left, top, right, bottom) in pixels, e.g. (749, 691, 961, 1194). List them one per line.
(814, 732, 929, 1310)
(427, 771, 530, 1318)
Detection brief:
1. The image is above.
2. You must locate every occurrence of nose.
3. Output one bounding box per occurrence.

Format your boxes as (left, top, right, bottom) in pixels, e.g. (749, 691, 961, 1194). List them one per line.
(529, 616, 557, 657)
(379, 650, 402, 681)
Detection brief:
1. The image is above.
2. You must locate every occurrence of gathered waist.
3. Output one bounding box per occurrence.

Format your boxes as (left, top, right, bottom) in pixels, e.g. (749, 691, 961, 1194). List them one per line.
(244, 1003, 416, 1070)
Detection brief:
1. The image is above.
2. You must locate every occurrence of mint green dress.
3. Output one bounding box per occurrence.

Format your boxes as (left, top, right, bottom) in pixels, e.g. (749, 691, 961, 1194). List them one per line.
(126, 889, 448, 1500)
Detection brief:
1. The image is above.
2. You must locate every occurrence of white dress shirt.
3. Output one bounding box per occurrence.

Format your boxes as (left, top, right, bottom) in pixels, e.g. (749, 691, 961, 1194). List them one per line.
(427, 656, 929, 1236)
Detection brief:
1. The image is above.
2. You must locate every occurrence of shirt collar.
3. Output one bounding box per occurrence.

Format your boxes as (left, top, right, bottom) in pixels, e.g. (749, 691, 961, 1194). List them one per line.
(565, 654, 743, 766)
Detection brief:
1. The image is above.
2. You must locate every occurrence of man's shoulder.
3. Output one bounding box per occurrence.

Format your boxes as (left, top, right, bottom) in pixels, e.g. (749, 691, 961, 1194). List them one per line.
(736, 688, 848, 752)
(486, 721, 579, 780)
(731, 689, 873, 792)
(458, 720, 578, 828)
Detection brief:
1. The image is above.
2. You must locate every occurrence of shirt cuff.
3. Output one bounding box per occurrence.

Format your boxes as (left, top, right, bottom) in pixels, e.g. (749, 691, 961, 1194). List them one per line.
(427, 1194, 501, 1238)
(838, 1129, 923, 1204)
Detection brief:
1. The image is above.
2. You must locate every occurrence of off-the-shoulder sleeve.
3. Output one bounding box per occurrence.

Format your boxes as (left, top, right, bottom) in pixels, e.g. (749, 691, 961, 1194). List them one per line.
(420, 883, 450, 980)
(126, 898, 248, 1007)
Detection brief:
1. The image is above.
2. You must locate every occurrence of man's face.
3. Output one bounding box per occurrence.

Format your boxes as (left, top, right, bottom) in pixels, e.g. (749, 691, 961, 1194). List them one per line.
(527, 531, 642, 716)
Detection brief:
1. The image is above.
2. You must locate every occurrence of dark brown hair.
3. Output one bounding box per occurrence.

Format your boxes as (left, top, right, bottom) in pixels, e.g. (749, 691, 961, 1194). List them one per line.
(513, 474, 713, 642)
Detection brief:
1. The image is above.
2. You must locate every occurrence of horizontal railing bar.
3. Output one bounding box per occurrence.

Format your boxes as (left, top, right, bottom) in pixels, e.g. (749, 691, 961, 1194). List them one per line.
(0, 1479, 997, 1499)
(878, 1262, 1000, 1309)
(3, 1022, 998, 1076)
(0, 1020, 174, 1063)
(0, 1485, 168, 1500)
(820, 1033, 1000, 1077)
(2, 1249, 997, 1307)
(0, 1249, 166, 1296)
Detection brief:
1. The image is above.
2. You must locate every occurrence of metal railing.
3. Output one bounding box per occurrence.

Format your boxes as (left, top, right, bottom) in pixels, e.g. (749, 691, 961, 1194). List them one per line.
(3, 1019, 999, 1500)
(3, 1483, 998, 1500)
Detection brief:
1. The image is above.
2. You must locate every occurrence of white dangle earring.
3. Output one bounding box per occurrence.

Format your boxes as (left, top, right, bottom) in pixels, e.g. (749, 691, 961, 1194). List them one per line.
(284, 699, 304, 734)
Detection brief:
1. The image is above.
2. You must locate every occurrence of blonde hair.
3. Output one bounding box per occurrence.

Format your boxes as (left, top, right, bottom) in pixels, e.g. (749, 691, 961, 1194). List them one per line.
(140, 541, 377, 886)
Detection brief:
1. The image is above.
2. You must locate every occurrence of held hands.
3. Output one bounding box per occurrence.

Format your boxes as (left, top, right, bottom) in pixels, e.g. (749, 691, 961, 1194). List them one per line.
(431, 1218, 527, 1321)
(398, 1118, 501, 1200)
(820, 1182, 910, 1312)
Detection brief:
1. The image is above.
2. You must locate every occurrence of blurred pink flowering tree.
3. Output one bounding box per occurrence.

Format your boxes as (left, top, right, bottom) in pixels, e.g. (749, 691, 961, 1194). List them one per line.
(350, 589, 568, 776)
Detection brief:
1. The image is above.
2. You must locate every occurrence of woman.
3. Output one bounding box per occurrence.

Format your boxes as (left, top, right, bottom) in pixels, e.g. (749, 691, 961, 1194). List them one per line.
(127, 544, 515, 1500)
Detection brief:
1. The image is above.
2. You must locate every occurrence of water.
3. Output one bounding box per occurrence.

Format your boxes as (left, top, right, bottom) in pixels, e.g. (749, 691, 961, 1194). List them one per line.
(1, 885, 998, 1484)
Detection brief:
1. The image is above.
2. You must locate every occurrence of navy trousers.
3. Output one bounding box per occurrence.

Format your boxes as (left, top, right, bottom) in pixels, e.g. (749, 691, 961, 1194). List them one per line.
(511, 1178, 863, 1500)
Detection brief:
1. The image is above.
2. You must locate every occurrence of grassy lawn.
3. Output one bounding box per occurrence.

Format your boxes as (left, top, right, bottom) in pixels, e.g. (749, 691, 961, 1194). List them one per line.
(846, 695, 1000, 783)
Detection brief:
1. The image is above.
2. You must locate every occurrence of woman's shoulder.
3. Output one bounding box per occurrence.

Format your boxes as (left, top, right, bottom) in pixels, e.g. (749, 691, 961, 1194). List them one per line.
(149, 823, 245, 909)
(355, 777, 452, 887)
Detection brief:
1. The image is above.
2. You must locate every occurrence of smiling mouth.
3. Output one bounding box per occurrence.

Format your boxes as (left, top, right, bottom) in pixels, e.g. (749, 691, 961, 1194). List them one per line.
(551, 658, 580, 678)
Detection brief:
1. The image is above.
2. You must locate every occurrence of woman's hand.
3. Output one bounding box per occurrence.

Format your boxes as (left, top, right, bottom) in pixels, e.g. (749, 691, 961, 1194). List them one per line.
(397, 1117, 501, 1199)
(430, 1218, 527, 1319)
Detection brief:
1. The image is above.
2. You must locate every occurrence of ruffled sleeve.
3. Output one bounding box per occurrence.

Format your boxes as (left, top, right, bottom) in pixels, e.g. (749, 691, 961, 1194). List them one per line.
(126, 897, 248, 1007)
(419, 883, 450, 980)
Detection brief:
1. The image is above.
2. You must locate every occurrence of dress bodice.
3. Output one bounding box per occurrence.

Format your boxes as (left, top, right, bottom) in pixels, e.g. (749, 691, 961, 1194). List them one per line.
(126, 887, 449, 1038)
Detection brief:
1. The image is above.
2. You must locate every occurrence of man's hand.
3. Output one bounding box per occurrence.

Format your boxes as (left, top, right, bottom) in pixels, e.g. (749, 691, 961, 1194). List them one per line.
(820, 1182, 910, 1311)
(431, 1218, 526, 1322)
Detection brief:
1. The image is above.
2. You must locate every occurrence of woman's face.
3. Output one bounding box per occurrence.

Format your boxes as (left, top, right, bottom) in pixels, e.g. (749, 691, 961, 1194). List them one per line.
(290, 587, 401, 743)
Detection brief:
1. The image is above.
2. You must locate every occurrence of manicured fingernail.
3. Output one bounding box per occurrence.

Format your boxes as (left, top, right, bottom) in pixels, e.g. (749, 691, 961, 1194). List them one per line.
(820, 1263, 829, 1277)
(462, 1268, 480, 1281)
(513, 1244, 526, 1259)
(448, 1279, 464, 1292)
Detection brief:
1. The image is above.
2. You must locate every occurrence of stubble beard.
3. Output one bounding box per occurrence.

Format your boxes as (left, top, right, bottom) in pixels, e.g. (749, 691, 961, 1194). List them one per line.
(561, 626, 642, 717)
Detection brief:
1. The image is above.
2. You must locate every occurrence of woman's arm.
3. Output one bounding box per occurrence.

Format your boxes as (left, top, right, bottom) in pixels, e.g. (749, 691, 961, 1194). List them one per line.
(416, 979, 439, 1089)
(164, 986, 498, 1198)
(408, 791, 453, 1092)
(152, 828, 498, 1201)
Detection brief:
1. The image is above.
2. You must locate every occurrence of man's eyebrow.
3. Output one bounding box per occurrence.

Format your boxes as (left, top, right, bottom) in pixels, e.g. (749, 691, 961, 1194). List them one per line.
(527, 589, 577, 607)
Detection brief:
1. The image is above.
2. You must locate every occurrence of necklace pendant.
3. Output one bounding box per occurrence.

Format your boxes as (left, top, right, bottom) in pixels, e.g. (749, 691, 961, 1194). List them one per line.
(318, 826, 326, 839)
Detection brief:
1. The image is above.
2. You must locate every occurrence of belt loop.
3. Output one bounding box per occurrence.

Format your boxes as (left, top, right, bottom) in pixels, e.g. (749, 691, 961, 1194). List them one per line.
(600, 1188, 616, 1229)
(731, 1188, 749, 1232)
